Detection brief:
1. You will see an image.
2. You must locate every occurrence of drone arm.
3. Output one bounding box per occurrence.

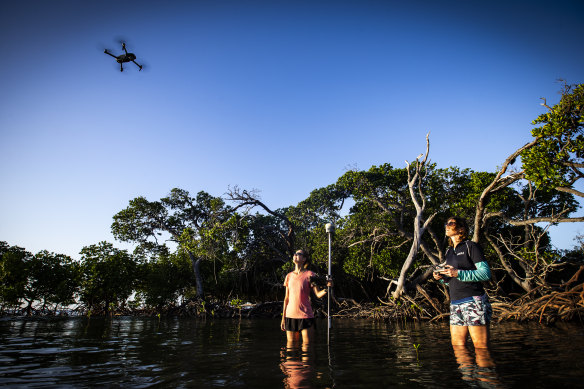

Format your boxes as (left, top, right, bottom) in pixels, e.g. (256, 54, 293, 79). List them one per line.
(132, 60, 143, 71)
(104, 50, 117, 59)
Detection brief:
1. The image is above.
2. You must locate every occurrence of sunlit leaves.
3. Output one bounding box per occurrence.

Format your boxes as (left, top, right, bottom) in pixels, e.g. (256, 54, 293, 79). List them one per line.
(522, 83, 584, 191)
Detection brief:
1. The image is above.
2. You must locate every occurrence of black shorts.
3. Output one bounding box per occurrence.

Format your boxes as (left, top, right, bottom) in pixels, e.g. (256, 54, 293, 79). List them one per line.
(285, 318, 315, 332)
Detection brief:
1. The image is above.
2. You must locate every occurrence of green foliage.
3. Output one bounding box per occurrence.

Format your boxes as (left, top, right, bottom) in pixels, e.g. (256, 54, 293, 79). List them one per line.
(1, 243, 79, 312)
(432, 169, 497, 217)
(230, 298, 243, 308)
(78, 242, 138, 313)
(25, 251, 79, 309)
(522, 83, 584, 191)
(294, 183, 351, 231)
(136, 251, 194, 310)
(111, 196, 168, 246)
(413, 343, 421, 362)
(205, 210, 292, 300)
(332, 166, 413, 278)
(112, 188, 236, 298)
(0, 242, 31, 307)
(343, 246, 370, 279)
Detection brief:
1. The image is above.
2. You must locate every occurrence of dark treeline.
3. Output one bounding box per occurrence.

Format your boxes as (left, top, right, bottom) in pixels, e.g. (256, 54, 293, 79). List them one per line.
(2, 84, 584, 323)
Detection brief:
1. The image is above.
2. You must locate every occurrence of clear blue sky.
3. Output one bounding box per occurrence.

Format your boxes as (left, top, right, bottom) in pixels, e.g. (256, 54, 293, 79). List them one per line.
(1, 0, 583, 258)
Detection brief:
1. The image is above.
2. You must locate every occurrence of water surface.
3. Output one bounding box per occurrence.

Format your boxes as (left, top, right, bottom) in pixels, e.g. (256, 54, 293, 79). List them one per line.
(1, 317, 583, 388)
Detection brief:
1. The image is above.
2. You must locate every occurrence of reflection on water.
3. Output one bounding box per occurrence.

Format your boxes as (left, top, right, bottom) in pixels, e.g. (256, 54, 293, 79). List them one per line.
(0, 317, 583, 388)
(452, 346, 502, 388)
(280, 330, 335, 388)
(280, 345, 316, 389)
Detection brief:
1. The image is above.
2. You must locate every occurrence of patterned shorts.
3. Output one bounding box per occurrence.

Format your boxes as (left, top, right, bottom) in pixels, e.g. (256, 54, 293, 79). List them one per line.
(450, 294, 492, 326)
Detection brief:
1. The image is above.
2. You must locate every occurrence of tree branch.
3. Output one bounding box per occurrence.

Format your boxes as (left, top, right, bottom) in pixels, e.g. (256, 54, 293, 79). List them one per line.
(473, 138, 539, 241)
(555, 186, 584, 198)
(485, 211, 584, 225)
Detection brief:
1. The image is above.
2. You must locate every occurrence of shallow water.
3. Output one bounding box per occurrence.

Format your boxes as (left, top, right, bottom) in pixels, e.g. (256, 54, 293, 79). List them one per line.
(0, 317, 583, 388)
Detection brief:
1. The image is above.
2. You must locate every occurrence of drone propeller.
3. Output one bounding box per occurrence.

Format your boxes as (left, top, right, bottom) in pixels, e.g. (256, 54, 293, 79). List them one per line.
(115, 36, 129, 46)
(97, 41, 109, 52)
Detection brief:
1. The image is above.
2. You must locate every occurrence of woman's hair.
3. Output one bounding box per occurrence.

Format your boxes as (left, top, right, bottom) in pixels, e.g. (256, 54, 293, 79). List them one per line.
(295, 249, 311, 269)
(446, 217, 469, 246)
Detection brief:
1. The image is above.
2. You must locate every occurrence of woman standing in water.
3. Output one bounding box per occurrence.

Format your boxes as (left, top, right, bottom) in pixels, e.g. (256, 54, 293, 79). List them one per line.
(433, 217, 493, 348)
(281, 250, 332, 345)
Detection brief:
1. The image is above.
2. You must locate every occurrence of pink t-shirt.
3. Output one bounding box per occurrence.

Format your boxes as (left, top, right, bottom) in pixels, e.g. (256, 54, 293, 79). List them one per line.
(284, 270, 315, 319)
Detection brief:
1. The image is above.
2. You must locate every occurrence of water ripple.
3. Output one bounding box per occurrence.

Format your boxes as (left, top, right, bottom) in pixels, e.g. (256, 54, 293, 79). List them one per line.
(0, 318, 583, 388)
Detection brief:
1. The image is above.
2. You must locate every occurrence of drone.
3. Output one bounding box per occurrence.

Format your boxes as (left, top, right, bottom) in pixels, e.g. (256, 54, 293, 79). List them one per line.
(104, 42, 142, 72)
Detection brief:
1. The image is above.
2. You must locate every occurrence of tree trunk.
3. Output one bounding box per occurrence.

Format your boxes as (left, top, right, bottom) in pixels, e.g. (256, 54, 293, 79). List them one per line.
(25, 299, 33, 316)
(187, 251, 205, 298)
(392, 227, 422, 298)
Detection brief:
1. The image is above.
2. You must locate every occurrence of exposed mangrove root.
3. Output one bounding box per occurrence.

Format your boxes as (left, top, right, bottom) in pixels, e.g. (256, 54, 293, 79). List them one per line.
(331, 290, 449, 322)
(492, 283, 584, 324)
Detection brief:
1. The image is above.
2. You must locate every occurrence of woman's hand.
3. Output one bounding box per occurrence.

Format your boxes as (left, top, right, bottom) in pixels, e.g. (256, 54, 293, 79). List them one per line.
(432, 271, 443, 280)
(440, 265, 458, 278)
(280, 317, 286, 331)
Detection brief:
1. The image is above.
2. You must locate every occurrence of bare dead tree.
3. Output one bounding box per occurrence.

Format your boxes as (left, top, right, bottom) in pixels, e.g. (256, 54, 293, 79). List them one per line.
(226, 186, 296, 258)
(392, 133, 438, 299)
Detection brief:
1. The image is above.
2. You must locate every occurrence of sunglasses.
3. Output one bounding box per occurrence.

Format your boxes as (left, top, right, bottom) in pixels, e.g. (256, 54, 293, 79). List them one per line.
(294, 253, 304, 257)
(445, 221, 457, 227)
